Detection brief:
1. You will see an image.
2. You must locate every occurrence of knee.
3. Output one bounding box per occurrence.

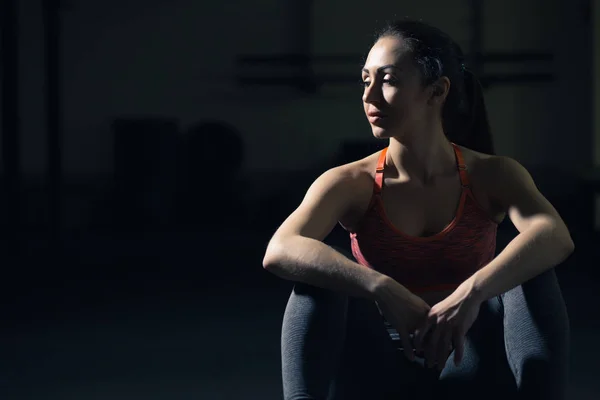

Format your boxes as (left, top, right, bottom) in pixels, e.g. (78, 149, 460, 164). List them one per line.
(283, 245, 355, 327)
(284, 281, 349, 333)
(290, 282, 347, 310)
(282, 284, 349, 351)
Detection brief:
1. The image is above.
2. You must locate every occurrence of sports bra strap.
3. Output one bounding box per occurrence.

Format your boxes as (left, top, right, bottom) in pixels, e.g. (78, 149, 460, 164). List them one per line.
(374, 147, 387, 195)
(451, 143, 471, 188)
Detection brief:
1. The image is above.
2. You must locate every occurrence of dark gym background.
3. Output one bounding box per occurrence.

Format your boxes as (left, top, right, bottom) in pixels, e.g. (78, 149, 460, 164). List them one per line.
(4, 0, 600, 399)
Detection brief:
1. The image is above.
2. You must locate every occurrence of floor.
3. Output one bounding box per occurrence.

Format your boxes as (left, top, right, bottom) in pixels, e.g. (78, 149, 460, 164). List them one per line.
(6, 225, 600, 399)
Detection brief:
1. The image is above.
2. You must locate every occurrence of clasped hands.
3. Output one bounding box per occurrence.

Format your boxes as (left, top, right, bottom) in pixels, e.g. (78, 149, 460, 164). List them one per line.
(411, 283, 483, 370)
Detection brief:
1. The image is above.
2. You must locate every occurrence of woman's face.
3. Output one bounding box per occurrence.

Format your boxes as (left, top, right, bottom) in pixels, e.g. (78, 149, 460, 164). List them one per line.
(361, 36, 435, 140)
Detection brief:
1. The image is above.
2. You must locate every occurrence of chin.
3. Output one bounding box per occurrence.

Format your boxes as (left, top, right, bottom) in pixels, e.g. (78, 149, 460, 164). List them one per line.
(371, 126, 392, 139)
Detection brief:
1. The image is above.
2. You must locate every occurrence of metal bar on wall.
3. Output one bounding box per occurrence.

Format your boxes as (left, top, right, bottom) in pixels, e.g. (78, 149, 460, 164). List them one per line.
(593, 0, 600, 230)
(594, 0, 600, 168)
(0, 0, 21, 257)
(43, 0, 62, 241)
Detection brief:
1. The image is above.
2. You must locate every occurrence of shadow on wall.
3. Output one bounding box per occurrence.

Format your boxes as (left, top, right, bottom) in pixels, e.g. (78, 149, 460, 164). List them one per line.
(107, 121, 389, 234)
(109, 117, 245, 231)
(177, 121, 245, 228)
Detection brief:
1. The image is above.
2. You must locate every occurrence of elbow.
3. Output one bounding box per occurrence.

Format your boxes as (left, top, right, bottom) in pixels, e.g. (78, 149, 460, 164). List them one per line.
(561, 234, 575, 258)
(262, 238, 286, 270)
(262, 251, 278, 270)
(539, 217, 575, 260)
(553, 228, 575, 262)
(262, 249, 277, 270)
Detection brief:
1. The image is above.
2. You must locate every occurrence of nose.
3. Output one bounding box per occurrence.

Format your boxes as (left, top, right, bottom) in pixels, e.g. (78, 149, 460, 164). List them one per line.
(362, 81, 381, 104)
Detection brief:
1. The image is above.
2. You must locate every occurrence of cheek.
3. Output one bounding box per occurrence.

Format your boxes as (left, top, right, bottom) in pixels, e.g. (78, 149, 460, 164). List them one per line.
(382, 86, 399, 105)
(384, 86, 416, 109)
(387, 94, 412, 117)
(389, 100, 426, 127)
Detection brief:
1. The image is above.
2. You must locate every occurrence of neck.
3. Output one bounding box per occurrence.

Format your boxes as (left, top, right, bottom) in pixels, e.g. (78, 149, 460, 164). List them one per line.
(386, 126, 456, 183)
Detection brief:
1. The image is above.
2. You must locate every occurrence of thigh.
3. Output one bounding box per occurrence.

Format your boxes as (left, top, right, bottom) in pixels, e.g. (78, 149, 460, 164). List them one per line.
(331, 298, 439, 400)
(281, 283, 350, 400)
(501, 272, 570, 399)
(438, 296, 517, 399)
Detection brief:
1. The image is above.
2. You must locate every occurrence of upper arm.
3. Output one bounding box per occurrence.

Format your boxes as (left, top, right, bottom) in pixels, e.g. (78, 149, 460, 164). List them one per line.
(268, 166, 360, 244)
(486, 156, 566, 233)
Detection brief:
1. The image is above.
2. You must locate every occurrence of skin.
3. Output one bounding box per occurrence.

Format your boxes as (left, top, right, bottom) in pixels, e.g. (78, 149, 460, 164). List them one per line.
(359, 35, 574, 369)
(264, 35, 574, 372)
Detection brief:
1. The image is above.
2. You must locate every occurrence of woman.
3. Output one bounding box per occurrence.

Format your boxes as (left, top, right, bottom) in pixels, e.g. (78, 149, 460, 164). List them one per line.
(262, 19, 573, 400)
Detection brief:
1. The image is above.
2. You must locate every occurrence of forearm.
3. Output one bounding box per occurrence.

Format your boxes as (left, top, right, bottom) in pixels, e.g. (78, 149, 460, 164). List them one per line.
(465, 220, 574, 302)
(263, 236, 391, 300)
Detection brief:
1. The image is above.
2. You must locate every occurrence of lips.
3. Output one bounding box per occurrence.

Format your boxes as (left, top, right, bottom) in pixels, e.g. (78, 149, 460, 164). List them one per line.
(367, 111, 387, 125)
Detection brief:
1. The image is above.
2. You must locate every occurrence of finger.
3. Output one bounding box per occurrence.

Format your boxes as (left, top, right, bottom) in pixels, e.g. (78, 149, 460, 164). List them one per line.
(425, 325, 440, 368)
(452, 329, 465, 366)
(436, 330, 452, 371)
(413, 316, 434, 353)
(398, 326, 415, 361)
(413, 328, 422, 353)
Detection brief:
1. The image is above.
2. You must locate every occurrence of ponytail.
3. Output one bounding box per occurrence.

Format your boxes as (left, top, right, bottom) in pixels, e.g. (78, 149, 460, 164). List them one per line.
(456, 70, 495, 155)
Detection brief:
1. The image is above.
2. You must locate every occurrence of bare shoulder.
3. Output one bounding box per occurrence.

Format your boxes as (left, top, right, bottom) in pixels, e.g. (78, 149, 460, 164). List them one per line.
(295, 151, 376, 215)
(460, 146, 539, 217)
(458, 147, 529, 222)
(269, 151, 378, 241)
(325, 152, 378, 195)
(332, 150, 381, 229)
(460, 147, 530, 188)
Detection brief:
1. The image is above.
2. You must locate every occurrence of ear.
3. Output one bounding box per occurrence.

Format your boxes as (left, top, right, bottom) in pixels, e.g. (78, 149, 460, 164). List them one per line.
(428, 76, 451, 105)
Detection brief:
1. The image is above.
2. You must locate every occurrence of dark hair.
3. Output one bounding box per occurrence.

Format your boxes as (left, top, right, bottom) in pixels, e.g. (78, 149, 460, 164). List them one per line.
(376, 19, 495, 155)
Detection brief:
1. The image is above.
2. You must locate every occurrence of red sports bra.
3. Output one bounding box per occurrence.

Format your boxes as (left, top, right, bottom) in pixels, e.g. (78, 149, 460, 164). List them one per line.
(348, 144, 498, 294)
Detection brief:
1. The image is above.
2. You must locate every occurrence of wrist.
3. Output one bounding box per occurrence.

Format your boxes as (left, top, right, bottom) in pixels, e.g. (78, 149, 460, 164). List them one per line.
(368, 273, 395, 301)
(460, 274, 487, 304)
(369, 274, 410, 303)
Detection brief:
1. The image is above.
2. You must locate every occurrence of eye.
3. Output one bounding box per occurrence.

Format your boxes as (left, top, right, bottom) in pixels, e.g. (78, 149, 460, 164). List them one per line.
(382, 75, 398, 85)
(360, 78, 370, 88)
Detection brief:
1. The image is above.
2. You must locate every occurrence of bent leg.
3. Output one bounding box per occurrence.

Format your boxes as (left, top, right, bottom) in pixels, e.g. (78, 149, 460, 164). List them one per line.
(437, 296, 517, 399)
(281, 283, 349, 400)
(281, 245, 354, 400)
(438, 268, 570, 399)
(501, 269, 570, 399)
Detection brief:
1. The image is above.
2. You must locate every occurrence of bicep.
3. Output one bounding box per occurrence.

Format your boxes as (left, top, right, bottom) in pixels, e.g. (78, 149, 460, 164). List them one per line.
(490, 157, 563, 233)
(271, 168, 355, 242)
(506, 185, 561, 231)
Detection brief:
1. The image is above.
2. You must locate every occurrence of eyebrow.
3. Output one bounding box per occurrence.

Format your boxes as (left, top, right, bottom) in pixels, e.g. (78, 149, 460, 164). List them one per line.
(361, 64, 401, 74)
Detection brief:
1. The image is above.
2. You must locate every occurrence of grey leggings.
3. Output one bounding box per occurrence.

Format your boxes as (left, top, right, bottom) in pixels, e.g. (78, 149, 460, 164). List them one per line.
(281, 249, 570, 400)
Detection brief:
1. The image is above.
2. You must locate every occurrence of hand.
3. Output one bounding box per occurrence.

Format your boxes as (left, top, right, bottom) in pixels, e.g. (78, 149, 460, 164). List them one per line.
(413, 283, 483, 370)
(374, 277, 431, 361)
